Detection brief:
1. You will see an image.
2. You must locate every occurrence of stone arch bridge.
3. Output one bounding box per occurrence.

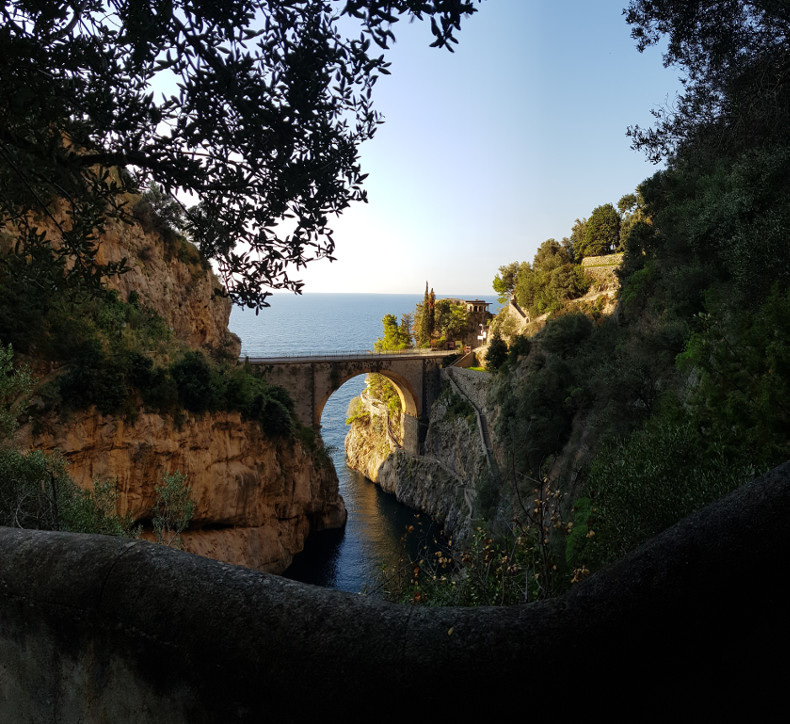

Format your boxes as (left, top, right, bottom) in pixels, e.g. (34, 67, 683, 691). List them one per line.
(245, 350, 453, 454)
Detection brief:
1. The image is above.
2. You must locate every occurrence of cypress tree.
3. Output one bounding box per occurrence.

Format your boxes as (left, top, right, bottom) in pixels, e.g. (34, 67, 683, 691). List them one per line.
(427, 287, 436, 346)
(417, 282, 431, 347)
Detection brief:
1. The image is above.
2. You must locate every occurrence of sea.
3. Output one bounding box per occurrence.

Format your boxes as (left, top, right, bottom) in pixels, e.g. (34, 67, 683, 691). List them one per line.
(229, 292, 498, 596)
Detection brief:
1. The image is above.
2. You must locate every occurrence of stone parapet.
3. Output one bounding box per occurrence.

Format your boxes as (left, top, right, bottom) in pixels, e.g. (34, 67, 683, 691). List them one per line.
(1, 458, 788, 718)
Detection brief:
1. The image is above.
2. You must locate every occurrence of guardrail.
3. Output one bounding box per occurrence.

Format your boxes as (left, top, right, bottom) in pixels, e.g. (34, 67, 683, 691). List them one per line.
(241, 348, 457, 363)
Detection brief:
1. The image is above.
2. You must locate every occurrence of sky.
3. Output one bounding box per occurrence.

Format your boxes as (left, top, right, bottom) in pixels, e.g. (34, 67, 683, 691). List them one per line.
(289, 0, 683, 296)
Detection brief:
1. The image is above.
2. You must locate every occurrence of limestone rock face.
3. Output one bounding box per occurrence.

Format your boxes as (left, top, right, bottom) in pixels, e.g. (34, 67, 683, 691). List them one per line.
(344, 401, 395, 483)
(95, 215, 241, 357)
(10, 198, 350, 573)
(19, 410, 346, 573)
(346, 369, 492, 540)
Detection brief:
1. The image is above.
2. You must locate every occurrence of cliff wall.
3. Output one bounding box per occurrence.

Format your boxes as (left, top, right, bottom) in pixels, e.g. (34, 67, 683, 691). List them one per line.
(346, 368, 495, 539)
(11, 197, 346, 573)
(344, 389, 398, 482)
(3, 201, 241, 358)
(18, 410, 345, 573)
(97, 213, 241, 357)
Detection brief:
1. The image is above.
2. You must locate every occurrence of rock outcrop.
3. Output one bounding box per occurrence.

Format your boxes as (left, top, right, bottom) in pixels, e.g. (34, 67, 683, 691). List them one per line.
(13, 196, 346, 573)
(346, 368, 494, 540)
(344, 391, 396, 483)
(96, 213, 241, 357)
(19, 410, 345, 573)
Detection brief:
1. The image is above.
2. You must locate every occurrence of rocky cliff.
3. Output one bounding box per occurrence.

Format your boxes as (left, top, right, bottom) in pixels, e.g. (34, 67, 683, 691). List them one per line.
(97, 212, 241, 357)
(344, 390, 398, 483)
(346, 368, 496, 540)
(19, 410, 345, 573)
(3, 199, 241, 358)
(15, 198, 346, 573)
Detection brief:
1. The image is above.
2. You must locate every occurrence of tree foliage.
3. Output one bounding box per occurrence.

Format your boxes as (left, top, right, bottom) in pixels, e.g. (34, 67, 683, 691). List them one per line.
(485, 334, 508, 371)
(617, 190, 647, 249)
(0, 0, 480, 309)
(625, 0, 790, 163)
(564, 218, 587, 262)
(577, 204, 621, 258)
(434, 299, 471, 343)
(374, 313, 412, 351)
(532, 239, 569, 273)
(414, 283, 437, 347)
(492, 261, 520, 304)
(510, 239, 589, 319)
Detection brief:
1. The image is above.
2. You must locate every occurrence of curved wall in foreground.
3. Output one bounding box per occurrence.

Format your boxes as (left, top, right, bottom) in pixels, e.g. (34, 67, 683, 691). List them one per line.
(1, 461, 789, 720)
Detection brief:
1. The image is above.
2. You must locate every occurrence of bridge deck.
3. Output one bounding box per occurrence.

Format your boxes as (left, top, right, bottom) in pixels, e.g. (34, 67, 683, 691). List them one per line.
(243, 349, 454, 364)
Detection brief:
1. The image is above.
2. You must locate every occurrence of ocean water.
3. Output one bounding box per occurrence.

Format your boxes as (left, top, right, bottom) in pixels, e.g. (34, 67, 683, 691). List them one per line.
(228, 292, 497, 595)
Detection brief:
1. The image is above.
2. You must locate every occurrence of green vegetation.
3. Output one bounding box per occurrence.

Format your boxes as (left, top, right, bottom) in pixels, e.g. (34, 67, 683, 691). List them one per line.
(0, 339, 203, 542)
(375, 282, 475, 351)
(0, 188, 295, 544)
(0, 228, 296, 434)
(0, 344, 136, 536)
(484, 335, 508, 371)
(441, 388, 475, 427)
(577, 203, 621, 258)
(374, 314, 412, 351)
(346, 372, 404, 452)
(417, 283, 435, 347)
(390, 479, 568, 606)
(153, 471, 197, 549)
(400, 526, 539, 606)
(366, 373, 403, 422)
(61, 479, 139, 537)
(0, 448, 134, 536)
(490, 219, 617, 328)
(405, 1, 790, 604)
(345, 397, 370, 426)
(0, 2, 477, 310)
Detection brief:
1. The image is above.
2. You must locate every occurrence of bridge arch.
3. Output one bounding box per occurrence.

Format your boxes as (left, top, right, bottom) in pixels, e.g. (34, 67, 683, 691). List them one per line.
(248, 351, 448, 455)
(314, 368, 419, 427)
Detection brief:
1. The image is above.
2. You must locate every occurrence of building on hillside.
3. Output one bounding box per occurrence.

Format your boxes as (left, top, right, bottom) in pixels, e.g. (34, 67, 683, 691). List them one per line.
(430, 298, 493, 349)
(463, 299, 493, 348)
(464, 299, 491, 315)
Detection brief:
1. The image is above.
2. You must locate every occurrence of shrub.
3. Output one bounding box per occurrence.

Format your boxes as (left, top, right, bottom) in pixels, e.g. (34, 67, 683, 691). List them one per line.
(485, 335, 508, 371)
(396, 521, 559, 607)
(0, 448, 136, 536)
(60, 479, 138, 537)
(346, 396, 370, 425)
(536, 313, 592, 358)
(507, 334, 531, 363)
(170, 351, 220, 413)
(442, 388, 475, 426)
(584, 418, 751, 566)
(0, 342, 31, 439)
(58, 339, 131, 416)
(153, 471, 196, 548)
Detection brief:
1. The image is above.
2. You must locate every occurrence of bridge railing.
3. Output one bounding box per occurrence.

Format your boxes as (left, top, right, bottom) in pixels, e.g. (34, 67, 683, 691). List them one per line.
(241, 348, 457, 363)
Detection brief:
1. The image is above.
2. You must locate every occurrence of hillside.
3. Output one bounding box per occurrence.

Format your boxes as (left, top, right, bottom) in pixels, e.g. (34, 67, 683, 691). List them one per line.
(0, 192, 346, 573)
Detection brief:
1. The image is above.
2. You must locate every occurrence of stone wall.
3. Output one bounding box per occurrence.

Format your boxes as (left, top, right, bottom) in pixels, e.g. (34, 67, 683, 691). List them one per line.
(581, 251, 623, 286)
(1, 459, 788, 720)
